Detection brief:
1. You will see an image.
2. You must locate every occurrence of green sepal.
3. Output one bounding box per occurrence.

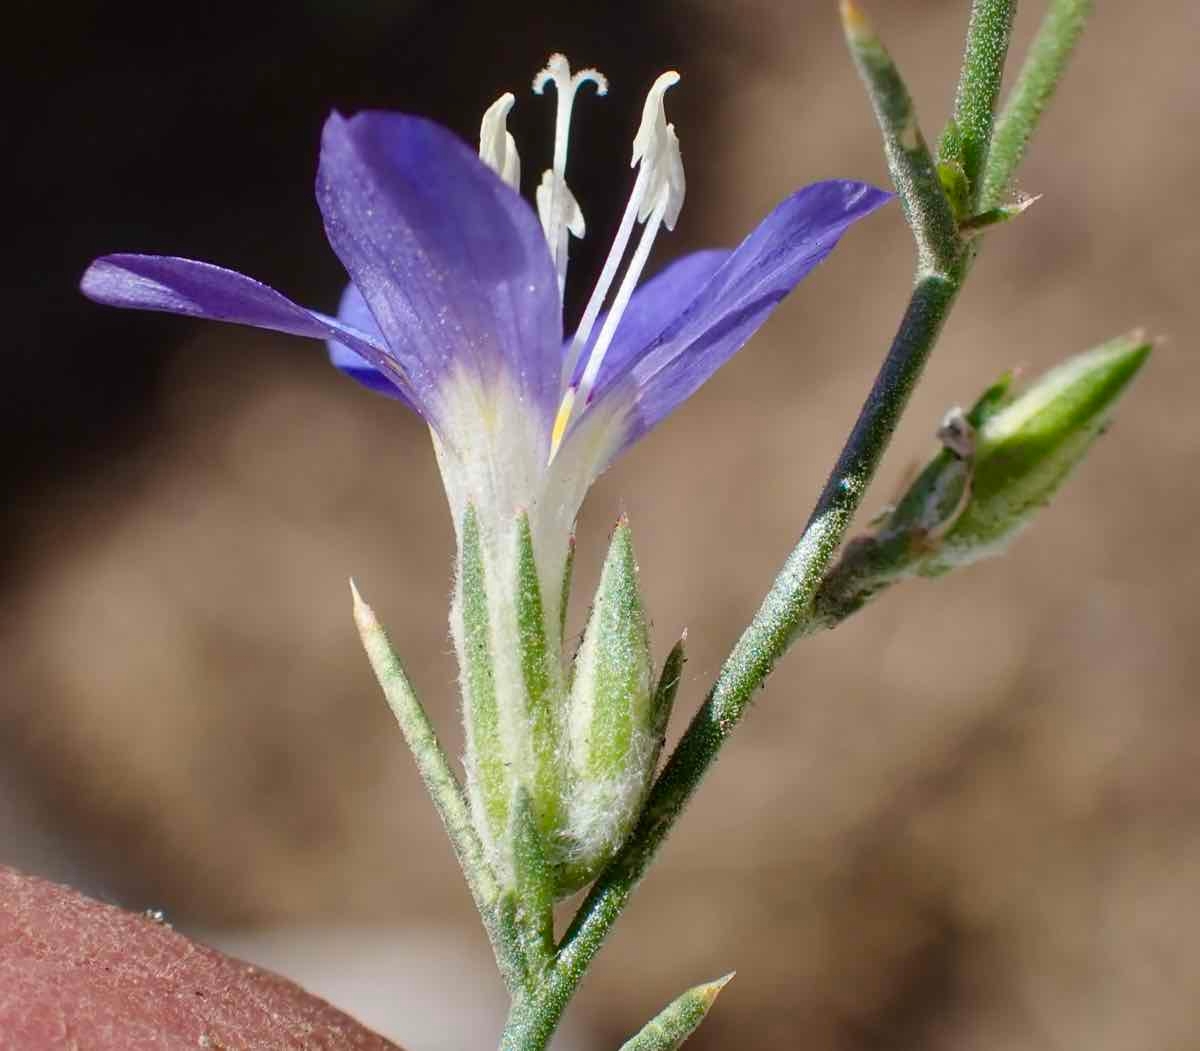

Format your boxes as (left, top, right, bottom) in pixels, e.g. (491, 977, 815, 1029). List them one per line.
(966, 370, 1015, 426)
(560, 531, 576, 642)
(510, 787, 554, 975)
(652, 633, 686, 745)
(459, 505, 510, 851)
(618, 973, 734, 1051)
(576, 518, 653, 780)
(558, 516, 655, 895)
(515, 513, 564, 836)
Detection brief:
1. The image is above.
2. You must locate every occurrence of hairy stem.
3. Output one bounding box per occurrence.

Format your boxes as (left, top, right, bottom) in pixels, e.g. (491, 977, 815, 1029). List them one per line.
(981, 0, 1094, 208)
(495, 3, 1098, 1045)
(945, 0, 1019, 207)
(497, 270, 965, 1048)
(841, 0, 960, 276)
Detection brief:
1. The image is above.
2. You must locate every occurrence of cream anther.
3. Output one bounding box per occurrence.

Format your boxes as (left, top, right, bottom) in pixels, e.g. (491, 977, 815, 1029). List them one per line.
(631, 72, 685, 228)
(478, 93, 521, 191)
(536, 170, 585, 240)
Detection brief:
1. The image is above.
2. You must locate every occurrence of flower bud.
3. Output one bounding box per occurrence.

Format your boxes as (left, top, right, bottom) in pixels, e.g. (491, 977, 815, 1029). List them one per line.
(814, 334, 1151, 627)
(927, 333, 1151, 574)
(559, 517, 660, 894)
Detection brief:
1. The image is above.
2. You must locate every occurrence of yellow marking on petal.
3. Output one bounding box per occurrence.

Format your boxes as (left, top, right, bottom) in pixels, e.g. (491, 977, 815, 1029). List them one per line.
(548, 386, 577, 463)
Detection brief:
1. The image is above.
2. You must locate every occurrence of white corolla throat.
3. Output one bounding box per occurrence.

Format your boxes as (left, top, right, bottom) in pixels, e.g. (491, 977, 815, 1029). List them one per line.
(476, 56, 687, 463)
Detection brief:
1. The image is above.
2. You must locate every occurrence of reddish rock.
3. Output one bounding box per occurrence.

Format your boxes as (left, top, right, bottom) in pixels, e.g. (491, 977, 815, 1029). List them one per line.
(0, 866, 402, 1050)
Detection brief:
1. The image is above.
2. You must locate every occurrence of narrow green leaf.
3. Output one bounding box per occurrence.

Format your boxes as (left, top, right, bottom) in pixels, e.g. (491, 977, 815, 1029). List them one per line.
(840, 0, 961, 276)
(511, 788, 555, 975)
(460, 506, 510, 848)
(982, 0, 1094, 208)
(959, 193, 1040, 238)
(353, 581, 527, 990)
(618, 973, 734, 1051)
(944, 0, 1018, 206)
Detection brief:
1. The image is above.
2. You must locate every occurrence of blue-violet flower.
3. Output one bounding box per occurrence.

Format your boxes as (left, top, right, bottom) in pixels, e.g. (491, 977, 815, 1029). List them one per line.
(82, 55, 889, 889)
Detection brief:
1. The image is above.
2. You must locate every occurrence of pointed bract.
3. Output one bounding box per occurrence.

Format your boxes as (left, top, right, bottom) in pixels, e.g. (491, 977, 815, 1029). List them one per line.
(618, 973, 734, 1051)
(560, 518, 656, 894)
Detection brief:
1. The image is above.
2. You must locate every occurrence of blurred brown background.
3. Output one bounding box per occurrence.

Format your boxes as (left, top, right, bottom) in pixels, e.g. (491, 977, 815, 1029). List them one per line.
(2, 1, 1196, 1048)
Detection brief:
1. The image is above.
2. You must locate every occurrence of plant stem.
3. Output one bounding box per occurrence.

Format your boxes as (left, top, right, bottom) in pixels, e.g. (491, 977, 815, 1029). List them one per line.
(841, 0, 960, 277)
(498, 271, 965, 1048)
(981, 0, 1094, 208)
(945, 0, 1019, 207)
(496, 3, 1099, 1044)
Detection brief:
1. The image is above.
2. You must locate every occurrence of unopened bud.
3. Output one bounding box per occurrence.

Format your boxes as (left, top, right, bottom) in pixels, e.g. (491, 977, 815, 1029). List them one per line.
(813, 334, 1151, 628)
(928, 333, 1151, 573)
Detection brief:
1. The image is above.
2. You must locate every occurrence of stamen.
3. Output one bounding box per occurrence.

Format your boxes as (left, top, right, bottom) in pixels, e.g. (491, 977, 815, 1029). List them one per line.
(533, 54, 608, 293)
(479, 93, 521, 191)
(549, 72, 685, 463)
(536, 170, 585, 242)
(576, 182, 671, 401)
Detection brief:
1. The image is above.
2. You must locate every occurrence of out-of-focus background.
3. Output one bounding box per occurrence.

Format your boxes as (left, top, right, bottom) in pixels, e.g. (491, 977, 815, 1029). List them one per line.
(3, 0, 1196, 1047)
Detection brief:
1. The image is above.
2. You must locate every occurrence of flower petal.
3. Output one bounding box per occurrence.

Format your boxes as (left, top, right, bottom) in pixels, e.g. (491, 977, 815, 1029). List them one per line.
(316, 112, 562, 431)
(567, 250, 730, 389)
(326, 283, 410, 402)
(80, 254, 416, 404)
(587, 180, 892, 449)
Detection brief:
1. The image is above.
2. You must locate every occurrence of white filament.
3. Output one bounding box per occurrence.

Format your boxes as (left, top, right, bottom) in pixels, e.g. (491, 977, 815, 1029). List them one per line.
(549, 72, 685, 460)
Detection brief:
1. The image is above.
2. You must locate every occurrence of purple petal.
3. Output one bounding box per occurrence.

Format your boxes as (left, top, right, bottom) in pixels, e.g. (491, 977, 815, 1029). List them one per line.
(589, 180, 892, 448)
(567, 250, 730, 389)
(317, 112, 562, 428)
(80, 254, 417, 405)
(326, 283, 409, 402)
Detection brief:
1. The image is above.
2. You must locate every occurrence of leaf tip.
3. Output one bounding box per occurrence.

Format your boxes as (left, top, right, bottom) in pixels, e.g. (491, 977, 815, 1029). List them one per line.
(700, 971, 735, 1005)
(840, 0, 874, 43)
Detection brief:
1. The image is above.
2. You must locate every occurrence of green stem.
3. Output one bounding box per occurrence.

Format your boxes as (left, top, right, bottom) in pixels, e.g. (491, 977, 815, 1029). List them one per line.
(497, 272, 965, 1050)
(496, 4, 1098, 1045)
(841, 0, 961, 277)
(981, 0, 1094, 208)
(945, 0, 1018, 207)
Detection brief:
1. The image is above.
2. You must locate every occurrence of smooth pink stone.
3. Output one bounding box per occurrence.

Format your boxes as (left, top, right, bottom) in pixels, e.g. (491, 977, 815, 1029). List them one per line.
(0, 866, 402, 1050)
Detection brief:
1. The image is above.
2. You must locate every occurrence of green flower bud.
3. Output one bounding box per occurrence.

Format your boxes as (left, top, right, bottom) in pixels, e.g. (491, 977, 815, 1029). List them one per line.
(814, 334, 1151, 627)
(559, 517, 661, 895)
(929, 333, 1151, 574)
